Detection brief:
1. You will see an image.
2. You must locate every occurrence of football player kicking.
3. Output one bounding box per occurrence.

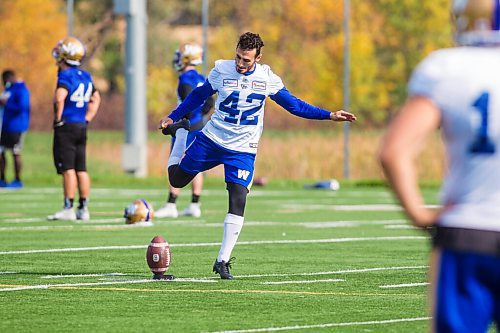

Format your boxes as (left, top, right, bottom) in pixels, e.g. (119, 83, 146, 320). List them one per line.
(159, 32, 356, 279)
(380, 0, 500, 331)
(48, 37, 101, 221)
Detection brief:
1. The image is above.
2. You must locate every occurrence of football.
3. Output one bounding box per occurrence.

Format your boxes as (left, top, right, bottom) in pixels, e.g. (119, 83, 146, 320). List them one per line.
(146, 235, 172, 278)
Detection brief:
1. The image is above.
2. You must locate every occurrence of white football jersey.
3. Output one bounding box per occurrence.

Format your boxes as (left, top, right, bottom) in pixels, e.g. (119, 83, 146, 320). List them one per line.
(202, 60, 284, 153)
(409, 47, 500, 232)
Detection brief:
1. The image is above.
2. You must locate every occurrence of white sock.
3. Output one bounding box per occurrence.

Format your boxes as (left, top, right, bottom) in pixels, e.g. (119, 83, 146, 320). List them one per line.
(168, 128, 188, 167)
(217, 213, 244, 262)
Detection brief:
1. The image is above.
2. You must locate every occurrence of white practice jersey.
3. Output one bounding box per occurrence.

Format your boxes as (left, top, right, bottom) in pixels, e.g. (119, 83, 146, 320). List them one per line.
(202, 60, 284, 153)
(409, 47, 500, 232)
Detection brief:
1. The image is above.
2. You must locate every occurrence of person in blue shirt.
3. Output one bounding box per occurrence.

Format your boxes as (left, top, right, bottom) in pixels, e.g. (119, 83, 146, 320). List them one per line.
(0, 69, 30, 188)
(155, 43, 214, 219)
(159, 32, 356, 279)
(47, 37, 101, 221)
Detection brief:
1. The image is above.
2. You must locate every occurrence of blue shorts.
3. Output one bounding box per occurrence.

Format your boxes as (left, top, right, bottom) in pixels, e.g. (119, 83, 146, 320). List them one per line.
(179, 132, 256, 189)
(433, 248, 500, 332)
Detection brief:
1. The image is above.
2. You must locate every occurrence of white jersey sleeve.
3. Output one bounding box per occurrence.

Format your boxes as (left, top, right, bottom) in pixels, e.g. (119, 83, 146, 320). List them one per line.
(203, 60, 284, 153)
(409, 47, 500, 232)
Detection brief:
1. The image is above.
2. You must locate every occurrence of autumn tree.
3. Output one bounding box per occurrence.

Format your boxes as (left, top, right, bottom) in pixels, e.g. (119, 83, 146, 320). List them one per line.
(0, 0, 67, 130)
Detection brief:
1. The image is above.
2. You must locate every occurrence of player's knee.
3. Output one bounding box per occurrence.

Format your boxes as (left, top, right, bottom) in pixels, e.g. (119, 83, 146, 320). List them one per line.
(168, 165, 193, 188)
(227, 182, 248, 216)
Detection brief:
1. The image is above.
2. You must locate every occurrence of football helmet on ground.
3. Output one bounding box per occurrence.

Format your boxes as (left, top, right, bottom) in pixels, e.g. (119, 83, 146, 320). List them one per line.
(453, 0, 500, 45)
(124, 199, 154, 224)
(172, 43, 203, 72)
(52, 37, 86, 66)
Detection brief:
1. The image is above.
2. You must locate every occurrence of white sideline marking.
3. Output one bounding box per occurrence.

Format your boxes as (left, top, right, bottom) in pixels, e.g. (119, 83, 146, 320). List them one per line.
(0, 277, 216, 292)
(380, 282, 429, 289)
(41, 273, 127, 279)
(261, 279, 344, 285)
(0, 271, 17, 274)
(0, 236, 427, 255)
(208, 316, 431, 332)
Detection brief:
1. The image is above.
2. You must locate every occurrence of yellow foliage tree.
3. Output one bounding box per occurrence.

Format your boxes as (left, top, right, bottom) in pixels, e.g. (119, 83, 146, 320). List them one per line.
(0, 0, 67, 130)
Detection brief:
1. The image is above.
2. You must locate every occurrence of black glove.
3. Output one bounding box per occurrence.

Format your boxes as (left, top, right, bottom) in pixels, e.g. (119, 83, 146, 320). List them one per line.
(53, 120, 65, 128)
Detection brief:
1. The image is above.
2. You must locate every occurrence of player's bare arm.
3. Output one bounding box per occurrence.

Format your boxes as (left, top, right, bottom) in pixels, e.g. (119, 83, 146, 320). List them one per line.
(53, 87, 68, 124)
(379, 95, 441, 227)
(86, 90, 101, 123)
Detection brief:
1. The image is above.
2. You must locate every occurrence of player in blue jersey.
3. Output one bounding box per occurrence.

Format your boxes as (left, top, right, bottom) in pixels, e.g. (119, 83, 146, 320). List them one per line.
(0, 69, 30, 188)
(47, 37, 101, 221)
(159, 32, 356, 279)
(380, 1, 500, 331)
(155, 43, 214, 219)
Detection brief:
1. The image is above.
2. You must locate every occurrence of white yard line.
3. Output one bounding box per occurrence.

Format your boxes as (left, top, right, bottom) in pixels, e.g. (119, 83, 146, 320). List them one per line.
(261, 279, 344, 285)
(385, 225, 418, 229)
(0, 266, 429, 292)
(0, 277, 216, 292)
(41, 273, 127, 279)
(282, 204, 403, 211)
(0, 219, 406, 230)
(0, 236, 427, 255)
(237, 266, 428, 279)
(4, 265, 427, 280)
(207, 316, 431, 333)
(380, 282, 429, 289)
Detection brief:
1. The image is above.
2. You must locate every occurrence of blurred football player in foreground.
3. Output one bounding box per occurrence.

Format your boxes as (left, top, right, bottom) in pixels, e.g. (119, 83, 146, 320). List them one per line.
(0, 69, 30, 188)
(379, 0, 500, 331)
(48, 37, 101, 221)
(155, 43, 214, 219)
(160, 32, 356, 279)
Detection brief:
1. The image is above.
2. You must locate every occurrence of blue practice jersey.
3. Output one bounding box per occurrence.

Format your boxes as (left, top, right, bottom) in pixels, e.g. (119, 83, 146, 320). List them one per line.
(2, 81, 30, 133)
(177, 69, 205, 127)
(57, 67, 94, 124)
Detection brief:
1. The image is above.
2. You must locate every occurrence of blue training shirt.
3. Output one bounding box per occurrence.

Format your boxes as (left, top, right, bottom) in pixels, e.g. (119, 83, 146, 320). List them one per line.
(57, 67, 94, 124)
(2, 82, 30, 133)
(177, 69, 206, 127)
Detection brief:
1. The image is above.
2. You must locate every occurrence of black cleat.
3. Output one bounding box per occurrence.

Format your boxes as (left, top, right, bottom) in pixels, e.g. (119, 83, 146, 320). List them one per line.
(161, 119, 190, 137)
(152, 273, 175, 281)
(213, 257, 235, 280)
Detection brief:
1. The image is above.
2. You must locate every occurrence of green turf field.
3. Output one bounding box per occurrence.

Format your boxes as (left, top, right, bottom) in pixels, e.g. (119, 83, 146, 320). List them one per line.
(0, 183, 440, 332)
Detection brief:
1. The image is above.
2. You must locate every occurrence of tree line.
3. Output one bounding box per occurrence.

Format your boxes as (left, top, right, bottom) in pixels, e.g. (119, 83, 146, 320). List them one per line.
(0, 0, 451, 130)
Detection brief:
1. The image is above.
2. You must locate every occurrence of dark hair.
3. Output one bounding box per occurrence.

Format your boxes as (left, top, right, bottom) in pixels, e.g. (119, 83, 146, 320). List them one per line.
(2, 69, 15, 82)
(237, 32, 265, 55)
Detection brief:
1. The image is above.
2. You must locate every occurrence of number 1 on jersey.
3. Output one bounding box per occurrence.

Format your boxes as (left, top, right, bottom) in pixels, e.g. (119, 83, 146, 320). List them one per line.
(469, 92, 495, 154)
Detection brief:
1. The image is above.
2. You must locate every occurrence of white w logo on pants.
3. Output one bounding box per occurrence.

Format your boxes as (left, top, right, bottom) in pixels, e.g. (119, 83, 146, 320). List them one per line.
(237, 169, 250, 180)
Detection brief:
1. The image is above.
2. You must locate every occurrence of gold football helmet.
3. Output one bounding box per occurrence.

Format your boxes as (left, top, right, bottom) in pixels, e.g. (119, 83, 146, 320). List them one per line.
(52, 37, 86, 66)
(124, 199, 154, 224)
(453, 0, 500, 45)
(172, 43, 203, 71)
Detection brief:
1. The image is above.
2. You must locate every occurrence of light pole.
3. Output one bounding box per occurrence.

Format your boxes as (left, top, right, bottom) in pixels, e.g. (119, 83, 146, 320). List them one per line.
(67, 0, 74, 35)
(343, 0, 351, 179)
(202, 0, 209, 76)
